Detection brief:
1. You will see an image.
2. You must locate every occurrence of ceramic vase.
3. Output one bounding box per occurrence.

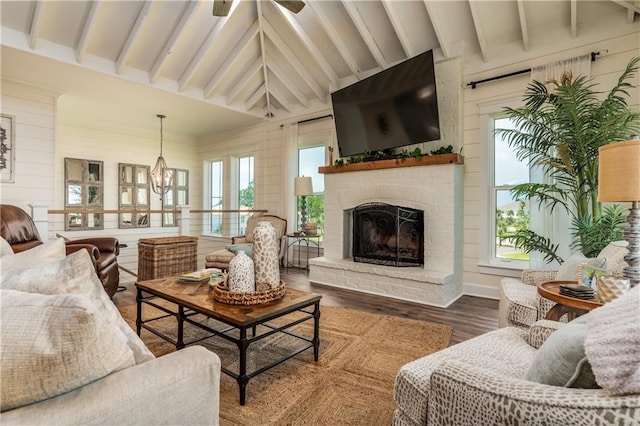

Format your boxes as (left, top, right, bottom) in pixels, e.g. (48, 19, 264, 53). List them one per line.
(228, 250, 255, 292)
(253, 221, 280, 288)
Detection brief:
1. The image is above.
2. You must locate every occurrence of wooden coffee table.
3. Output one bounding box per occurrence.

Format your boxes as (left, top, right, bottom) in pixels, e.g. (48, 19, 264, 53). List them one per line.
(135, 276, 322, 405)
(537, 281, 603, 321)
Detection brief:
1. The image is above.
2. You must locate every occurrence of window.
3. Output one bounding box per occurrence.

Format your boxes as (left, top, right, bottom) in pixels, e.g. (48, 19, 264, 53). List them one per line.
(210, 160, 223, 234)
(236, 155, 254, 235)
(489, 115, 530, 268)
(297, 146, 324, 235)
(64, 158, 103, 231)
(162, 168, 189, 227)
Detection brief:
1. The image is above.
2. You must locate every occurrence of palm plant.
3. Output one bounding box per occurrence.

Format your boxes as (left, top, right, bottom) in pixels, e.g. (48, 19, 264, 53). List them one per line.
(497, 57, 640, 263)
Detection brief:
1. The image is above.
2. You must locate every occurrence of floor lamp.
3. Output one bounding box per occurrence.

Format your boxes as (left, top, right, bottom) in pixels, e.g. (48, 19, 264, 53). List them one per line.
(294, 176, 313, 231)
(598, 139, 640, 288)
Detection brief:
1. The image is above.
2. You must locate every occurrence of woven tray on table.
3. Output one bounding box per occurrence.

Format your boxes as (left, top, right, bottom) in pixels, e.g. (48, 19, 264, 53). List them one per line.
(213, 281, 286, 305)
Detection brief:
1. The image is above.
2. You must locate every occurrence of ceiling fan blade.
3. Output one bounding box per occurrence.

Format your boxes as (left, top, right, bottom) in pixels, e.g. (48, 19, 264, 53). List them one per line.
(212, 0, 233, 16)
(273, 0, 305, 13)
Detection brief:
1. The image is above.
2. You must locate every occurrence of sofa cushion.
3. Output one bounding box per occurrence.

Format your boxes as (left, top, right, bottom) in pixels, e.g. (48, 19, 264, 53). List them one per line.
(0, 237, 65, 273)
(0, 289, 136, 412)
(585, 285, 640, 395)
(226, 243, 253, 258)
(0, 250, 154, 364)
(524, 316, 598, 388)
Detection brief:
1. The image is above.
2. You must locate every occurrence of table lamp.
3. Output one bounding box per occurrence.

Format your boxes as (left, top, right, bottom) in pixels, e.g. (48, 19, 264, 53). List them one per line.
(598, 139, 640, 287)
(294, 176, 313, 231)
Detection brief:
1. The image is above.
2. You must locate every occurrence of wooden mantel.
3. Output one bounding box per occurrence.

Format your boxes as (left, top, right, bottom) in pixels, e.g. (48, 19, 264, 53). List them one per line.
(318, 153, 464, 174)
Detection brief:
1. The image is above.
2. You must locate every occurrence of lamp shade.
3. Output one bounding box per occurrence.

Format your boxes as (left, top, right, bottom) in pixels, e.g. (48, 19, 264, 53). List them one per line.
(294, 176, 313, 196)
(598, 140, 640, 202)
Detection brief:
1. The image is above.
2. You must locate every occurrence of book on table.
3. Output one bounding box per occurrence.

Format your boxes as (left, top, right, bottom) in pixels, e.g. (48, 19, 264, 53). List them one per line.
(178, 268, 224, 283)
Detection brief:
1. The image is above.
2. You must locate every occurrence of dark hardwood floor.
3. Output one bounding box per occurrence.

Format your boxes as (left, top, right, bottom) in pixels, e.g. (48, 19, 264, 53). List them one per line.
(113, 268, 499, 346)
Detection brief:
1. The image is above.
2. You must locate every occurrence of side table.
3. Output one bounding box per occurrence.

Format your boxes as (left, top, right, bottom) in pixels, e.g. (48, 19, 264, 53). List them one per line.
(537, 281, 603, 321)
(285, 233, 322, 271)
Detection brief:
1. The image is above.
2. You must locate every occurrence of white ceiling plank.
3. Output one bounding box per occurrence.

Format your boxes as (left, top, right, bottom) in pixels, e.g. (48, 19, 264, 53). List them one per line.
(268, 85, 293, 113)
(204, 21, 260, 98)
(116, 1, 152, 74)
(266, 53, 308, 108)
(343, 2, 387, 68)
(262, 20, 326, 102)
(76, 1, 101, 63)
(178, 1, 242, 91)
(516, 0, 530, 51)
(306, 2, 362, 78)
(422, 1, 450, 59)
(245, 83, 266, 110)
(381, 0, 413, 57)
(271, 3, 338, 87)
(611, 0, 640, 13)
(571, 0, 578, 39)
(150, 1, 201, 84)
(227, 58, 263, 105)
(29, 1, 46, 50)
(257, 0, 273, 117)
(468, 0, 489, 62)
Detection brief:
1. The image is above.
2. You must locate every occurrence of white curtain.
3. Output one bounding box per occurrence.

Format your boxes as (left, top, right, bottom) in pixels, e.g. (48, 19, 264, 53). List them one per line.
(530, 54, 591, 85)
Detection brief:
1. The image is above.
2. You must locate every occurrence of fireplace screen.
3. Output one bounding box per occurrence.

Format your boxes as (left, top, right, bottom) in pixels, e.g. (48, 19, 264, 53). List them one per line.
(352, 203, 424, 267)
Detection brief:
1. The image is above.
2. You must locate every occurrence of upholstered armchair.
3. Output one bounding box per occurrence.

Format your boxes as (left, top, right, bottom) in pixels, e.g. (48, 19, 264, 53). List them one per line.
(0, 205, 120, 297)
(394, 285, 640, 425)
(499, 241, 629, 329)
(205, 214, 287, 270)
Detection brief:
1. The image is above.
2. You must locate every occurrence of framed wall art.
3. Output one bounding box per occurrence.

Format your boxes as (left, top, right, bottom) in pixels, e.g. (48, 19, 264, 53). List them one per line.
(1, 114, 15, 183)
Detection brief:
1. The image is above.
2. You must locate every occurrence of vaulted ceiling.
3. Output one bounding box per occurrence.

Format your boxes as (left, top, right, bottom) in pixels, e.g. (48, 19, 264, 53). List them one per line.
(1, 0, 638, 137)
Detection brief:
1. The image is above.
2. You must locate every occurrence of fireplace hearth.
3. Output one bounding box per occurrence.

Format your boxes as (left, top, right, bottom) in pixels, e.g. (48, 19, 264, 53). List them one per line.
(352, 203, 424, 267)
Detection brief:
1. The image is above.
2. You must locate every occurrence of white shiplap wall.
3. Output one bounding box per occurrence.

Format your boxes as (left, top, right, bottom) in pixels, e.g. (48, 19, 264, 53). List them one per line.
(461, 33, 640, 298)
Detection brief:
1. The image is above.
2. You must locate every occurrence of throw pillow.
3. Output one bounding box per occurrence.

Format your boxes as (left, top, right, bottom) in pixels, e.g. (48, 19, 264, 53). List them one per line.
(0, 237, 65, 274)
(555, 252, 588, 281)
(0, 237, 13, 257)
(226, 243, 254, 258)
(524, 316, 599, 388)
(584, 285, 640, 395)
(597, 240, 628, 276)
(0, 250, 154, 364)
(0, 289, 136, 412)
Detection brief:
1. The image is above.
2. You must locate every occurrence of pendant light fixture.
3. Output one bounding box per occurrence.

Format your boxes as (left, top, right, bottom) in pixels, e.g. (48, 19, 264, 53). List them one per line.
(149, 114, 174, 201)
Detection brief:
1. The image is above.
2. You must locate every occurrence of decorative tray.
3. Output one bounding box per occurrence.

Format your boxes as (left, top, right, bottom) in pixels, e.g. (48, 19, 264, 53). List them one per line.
(212, 280, 286, 305)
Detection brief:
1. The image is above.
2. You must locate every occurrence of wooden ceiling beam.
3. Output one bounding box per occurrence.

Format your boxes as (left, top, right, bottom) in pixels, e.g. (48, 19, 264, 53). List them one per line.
(381, 0, 413, 57)
(150, 1, 201, 84)
(307, 1, 362, 78)
(423, 0, 450, 59)
(517, 0, 530, 51)
(256, 0, 273, 118)
(245, 83, 266, 110)
(29, 1, 46, 50)
(343, 2, 387, 69)
(227, 58, 263, 106)
(468, 0, 489, 62)
(266, 52, 308, 108)
(611, 0, 640, 14)
(204, 20, 260, 98)
(76, 1, 101, 63)
(116, 1, 152, 74)
(571, 0, 578, 39)
(268, 84, 294, 113)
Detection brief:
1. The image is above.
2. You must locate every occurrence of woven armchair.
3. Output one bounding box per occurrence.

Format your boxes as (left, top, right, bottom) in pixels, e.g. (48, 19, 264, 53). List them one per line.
(498, 269, 559, 329)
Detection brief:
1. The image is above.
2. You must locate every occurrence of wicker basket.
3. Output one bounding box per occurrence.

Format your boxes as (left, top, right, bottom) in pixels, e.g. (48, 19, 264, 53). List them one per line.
(138, 236, 198, 281)
(213, 281, 286, 305)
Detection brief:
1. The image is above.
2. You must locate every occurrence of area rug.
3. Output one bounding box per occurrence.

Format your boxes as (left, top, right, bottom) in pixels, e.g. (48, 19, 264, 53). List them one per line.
(118, 302, 452, 425)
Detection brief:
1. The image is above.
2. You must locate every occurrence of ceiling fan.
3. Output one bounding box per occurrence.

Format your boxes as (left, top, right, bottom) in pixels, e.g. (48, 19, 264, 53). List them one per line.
(213, 0, 305, 16)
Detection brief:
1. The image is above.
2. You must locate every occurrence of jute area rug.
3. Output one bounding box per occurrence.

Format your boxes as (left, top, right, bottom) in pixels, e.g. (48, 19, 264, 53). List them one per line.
(119, 301, 452, 425)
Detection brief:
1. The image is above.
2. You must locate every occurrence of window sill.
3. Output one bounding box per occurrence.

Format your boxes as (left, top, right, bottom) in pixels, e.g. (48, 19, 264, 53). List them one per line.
(478, 262, 524, 278)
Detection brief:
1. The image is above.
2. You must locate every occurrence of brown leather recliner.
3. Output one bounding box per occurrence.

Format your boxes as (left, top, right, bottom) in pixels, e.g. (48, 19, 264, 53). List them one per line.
(0, 205, 120, 297)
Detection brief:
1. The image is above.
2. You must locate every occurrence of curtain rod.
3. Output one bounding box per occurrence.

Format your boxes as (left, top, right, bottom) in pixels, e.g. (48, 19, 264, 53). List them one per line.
(281, 114, 333, 128)
(467, 51, 602, 89)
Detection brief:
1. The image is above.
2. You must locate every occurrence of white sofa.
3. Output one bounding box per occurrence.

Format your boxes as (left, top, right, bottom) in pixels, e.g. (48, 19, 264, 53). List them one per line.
(0, 240, 221, 425)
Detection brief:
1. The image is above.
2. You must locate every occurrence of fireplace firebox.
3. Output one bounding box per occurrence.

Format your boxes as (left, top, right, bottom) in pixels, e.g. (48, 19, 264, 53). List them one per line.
(352, 203, 424, 267)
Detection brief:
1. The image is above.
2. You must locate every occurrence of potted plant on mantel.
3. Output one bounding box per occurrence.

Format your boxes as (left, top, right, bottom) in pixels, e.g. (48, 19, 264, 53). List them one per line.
(497, 56, 640, 263)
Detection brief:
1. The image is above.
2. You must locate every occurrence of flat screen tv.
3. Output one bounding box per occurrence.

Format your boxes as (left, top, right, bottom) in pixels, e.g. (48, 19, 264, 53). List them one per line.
(331, 49, 440, 158)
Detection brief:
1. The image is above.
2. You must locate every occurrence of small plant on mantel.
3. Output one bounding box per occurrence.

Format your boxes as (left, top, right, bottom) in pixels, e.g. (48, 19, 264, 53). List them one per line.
(333, 144, 454, 167)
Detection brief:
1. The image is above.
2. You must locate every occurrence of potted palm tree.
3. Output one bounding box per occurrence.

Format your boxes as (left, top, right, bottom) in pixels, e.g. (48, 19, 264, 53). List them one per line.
(497, 57, 640, 263)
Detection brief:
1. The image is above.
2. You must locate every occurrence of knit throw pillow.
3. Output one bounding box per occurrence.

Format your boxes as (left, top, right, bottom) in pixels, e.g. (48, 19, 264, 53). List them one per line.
(0, 289, 136, 412)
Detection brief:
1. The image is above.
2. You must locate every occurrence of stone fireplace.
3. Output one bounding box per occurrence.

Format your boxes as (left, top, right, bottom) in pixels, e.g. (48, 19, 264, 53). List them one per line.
(309, 156, 464, 307)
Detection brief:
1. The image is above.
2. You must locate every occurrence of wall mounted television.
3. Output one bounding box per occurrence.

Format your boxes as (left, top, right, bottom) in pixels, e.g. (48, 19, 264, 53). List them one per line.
(331, 49, 440, 158)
